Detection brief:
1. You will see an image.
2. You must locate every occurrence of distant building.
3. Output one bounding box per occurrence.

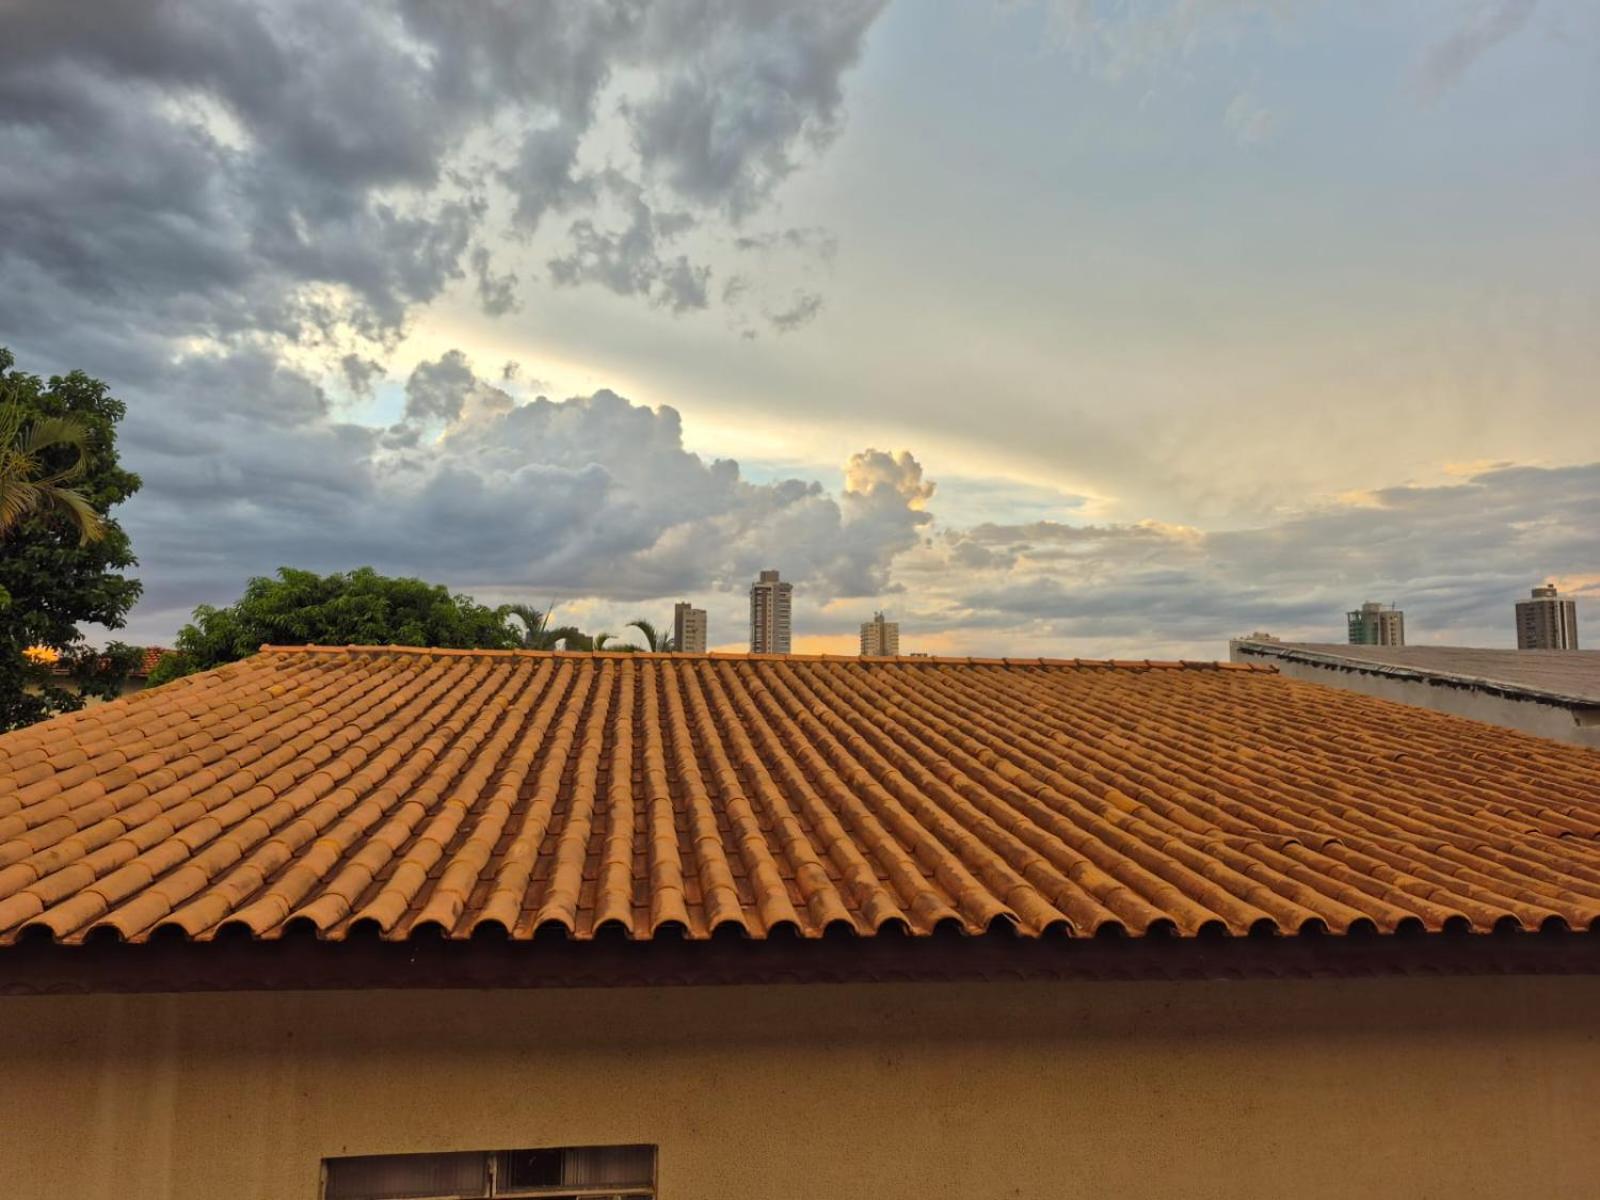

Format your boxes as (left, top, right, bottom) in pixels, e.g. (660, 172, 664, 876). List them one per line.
(860, 611, 900, 657)
(673, 602, 708, 654)
(1347, 601, 1405, 646)
(749, 570, 792, 654)
(1230, 639, 1600, 750)
(1516, 584, 1579, 650)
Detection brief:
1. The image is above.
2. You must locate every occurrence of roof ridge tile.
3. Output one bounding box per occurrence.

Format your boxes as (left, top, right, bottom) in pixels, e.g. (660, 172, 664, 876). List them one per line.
(254, 644, 1255, 672)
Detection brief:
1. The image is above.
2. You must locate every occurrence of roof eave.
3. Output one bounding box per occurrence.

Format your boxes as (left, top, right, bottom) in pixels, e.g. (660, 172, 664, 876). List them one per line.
(3, 928, 1598, 995)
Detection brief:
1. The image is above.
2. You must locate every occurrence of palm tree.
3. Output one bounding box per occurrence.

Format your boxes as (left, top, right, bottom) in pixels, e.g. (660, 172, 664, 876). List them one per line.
(0, 403, 104, 544)
(500, 605, 629, 651)
(627, 618, 676, 653)
(499, 603, 547, 647)
(500, 603, 581, 650)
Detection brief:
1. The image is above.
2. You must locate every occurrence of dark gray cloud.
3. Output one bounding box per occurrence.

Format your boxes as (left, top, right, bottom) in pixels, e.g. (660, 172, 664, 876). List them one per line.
(498, 360, 552, 393)
(547, 175, 711, 311)
(0, 3, 480, 346)
(0, 0, 882, 361)
(1418, 0, 1539, 99)
(404, 350, 480, 424)
(500, 123, 601, 234)
(340, 354, 386, 397)
(734, 226, 839, 260)
(0, 0, 887, 642)
(113, 350, 934, 637)
(768, 291, 825, 333)
(626, 2, 887, 217)
(901, 462, 1600, 653)
(470, 247, 520, 318)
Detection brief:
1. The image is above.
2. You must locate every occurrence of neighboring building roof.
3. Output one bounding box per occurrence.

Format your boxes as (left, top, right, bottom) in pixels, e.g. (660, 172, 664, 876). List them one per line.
(135, 646, 172, 677)
(1233, 642, 1600, 709)
(2, 646, 1600, 956)
(38, 645, 173, 680)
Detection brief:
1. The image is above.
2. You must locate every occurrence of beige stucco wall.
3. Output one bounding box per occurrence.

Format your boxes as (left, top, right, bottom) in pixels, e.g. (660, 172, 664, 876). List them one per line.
(2, 976, 1598, 1199)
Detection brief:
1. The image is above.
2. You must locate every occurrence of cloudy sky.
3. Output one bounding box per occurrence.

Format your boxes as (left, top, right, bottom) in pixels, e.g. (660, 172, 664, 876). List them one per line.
(2, 0, 1596, 657)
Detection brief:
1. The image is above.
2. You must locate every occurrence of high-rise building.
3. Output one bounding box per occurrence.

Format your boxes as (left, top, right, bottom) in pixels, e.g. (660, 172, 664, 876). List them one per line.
(749, 570, 792, 654)
(859, 611, 900, 656)
(673, 602, 707, 654)
(1347, 601, 1405, 646)
(1515, 583, 1579, 650)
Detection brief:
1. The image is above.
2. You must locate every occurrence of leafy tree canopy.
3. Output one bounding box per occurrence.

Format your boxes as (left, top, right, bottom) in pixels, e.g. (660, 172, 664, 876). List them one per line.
(154, 566, 518, 681)
(0, 348, 143, 731)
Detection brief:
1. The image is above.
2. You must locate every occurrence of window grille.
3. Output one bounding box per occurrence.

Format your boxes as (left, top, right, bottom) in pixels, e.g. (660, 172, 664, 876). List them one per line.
(324, 1144, 655, 1200)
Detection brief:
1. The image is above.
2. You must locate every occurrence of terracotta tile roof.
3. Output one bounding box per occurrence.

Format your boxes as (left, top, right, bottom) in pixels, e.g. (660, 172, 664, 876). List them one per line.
(2, 646, 1599, 948)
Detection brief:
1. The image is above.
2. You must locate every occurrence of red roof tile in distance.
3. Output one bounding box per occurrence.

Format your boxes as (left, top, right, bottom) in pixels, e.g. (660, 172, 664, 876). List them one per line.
(137, 647, 172, 676)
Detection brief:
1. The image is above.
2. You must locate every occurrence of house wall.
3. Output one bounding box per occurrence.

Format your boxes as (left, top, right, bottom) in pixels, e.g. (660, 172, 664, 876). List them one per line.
(24, 675, 150, 706)
(2, 976, 1598, 1199)
(1230, 651, 1600, 750)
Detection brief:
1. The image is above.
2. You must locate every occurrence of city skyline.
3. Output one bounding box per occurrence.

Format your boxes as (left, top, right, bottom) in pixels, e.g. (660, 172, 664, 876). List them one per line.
(652, 580, 1589, 657)
(648, 583, 1593, 658)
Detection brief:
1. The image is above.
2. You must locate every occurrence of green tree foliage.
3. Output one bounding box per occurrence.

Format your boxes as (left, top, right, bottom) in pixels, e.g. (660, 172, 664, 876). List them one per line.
(155, 566, 518, 680)
(0, 348, 143, 731)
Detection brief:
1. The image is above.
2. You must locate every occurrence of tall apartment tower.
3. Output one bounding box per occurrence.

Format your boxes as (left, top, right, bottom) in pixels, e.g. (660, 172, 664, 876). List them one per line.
(672, 602, 708, 654)
(859, 611, 900, 656)
(749, 569, 793, 654)
(1347, 601, 1405, 646)
(1516, 584, 1579, 650)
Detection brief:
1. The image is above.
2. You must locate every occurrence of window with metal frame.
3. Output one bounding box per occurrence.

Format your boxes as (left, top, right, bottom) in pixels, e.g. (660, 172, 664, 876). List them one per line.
(322, 1144, 656, 1200)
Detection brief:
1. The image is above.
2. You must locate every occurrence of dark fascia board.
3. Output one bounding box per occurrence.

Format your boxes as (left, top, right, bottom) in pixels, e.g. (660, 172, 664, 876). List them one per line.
(1233, 642, 1600, 713)
(2, 928, 1598, 995)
